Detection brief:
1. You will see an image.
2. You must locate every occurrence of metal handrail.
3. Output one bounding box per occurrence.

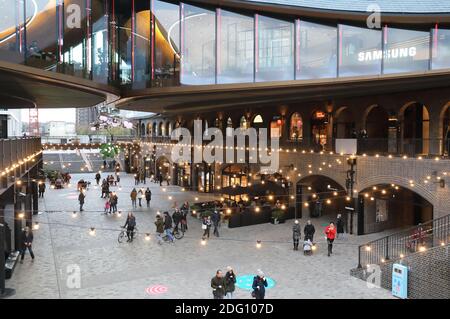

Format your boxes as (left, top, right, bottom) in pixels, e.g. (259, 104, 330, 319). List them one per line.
(357, 213, 450, 268)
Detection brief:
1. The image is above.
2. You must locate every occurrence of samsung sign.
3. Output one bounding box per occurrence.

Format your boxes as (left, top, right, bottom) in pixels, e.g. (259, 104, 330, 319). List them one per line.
(358, 47, 417, 62)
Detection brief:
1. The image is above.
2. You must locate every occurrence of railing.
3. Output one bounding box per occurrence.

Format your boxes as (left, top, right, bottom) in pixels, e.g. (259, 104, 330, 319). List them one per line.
(0, 137, 41, 172)
(41, 135, 135, 145)
(357, 214, 450, 268)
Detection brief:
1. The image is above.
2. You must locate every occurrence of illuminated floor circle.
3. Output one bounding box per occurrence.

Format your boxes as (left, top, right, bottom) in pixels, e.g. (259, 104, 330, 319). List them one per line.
(145, 285, 168, 295)
(236, 275, 276, 290)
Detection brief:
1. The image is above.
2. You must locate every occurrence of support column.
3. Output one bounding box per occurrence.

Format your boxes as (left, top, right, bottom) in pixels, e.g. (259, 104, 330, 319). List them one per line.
(31, 180, 38, 216)
(13, 190, 23, 251)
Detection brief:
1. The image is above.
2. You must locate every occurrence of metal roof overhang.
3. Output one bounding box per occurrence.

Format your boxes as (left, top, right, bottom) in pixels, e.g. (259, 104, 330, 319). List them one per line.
(117, 69, 450, 114)
(0, 61, 120, 109)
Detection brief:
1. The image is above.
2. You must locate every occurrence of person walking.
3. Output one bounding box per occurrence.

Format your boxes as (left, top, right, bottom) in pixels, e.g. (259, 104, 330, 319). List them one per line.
(154, 214, 164, 245)
(145, 188, 152, 208)
(211, 270, 226, 299)
(20, 226, 35, 263)
(224, 266, 237, 299)
(304, 220, 316, 242)
(252, 270, 268, 299)
(38, 182, 46, 198)
(292, 220, 301, 251)
(180, 202, 189, 232)
(163, 211, 174, 243)
(211, 210, 220, 237)
(130, 188, 137, 209)
(336, 214, 345, 239)
(104, 200, 111, 214)
(137, 189, 144, 207)
(134, 173, 140, 186)
(202, 216, 212, 239)
(95, 172, 101, 185)
(325, 222, 337, 257)
(123, 212, 136, 242)
(78, 190, 85, 212)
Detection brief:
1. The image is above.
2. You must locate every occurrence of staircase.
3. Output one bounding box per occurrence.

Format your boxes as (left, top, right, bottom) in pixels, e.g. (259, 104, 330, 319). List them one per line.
(351, 214, 450, 299)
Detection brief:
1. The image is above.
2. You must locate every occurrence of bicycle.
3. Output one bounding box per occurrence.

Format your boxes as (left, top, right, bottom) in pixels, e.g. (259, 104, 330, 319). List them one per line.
(118, 226, 138, 243)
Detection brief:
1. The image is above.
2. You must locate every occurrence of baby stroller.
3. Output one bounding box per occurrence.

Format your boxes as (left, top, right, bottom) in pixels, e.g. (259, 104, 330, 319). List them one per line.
(303, 239, 313, 256)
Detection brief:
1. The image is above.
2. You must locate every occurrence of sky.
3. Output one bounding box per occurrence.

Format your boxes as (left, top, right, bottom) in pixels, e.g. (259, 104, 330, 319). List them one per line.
(21, 108, 76, 123)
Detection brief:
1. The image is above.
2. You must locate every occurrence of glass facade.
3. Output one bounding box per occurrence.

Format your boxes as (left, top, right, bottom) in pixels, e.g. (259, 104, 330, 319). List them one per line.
(180, 3, 216, 85)
(383, 26, 430, 74)
(296, 20, 337, 79)
(339, 24, 382, 77)
(0, 1, 447, 89)
(432, 27, 450, 70)
(256, 14, 294, 82)
(217, 9, 254, 84)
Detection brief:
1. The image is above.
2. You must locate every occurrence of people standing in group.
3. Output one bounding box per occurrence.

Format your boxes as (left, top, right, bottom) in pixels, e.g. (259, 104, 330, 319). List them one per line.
(137, 189, 144, 207)
(336, 214, 345, 239)
(211, 210, 220, 237)
(224, 266, 236, 299)
(78, 190, 85, 211)
(211, 270, 226, 299)
(123, 212, 136, 243)
(38, 182, 46, 198)
(145, 188, 152, 208)
(304, 220, 316, 242)
(130, 188, 137, 209)
(163, 211, 174, 243)
(252, 270, 268, 299)
(154, 213, 164, 245)
(292, 220, 301, 251)
(95, 172, 101, 185)
(202, 216, 212, 240)
(325, 222, 337, 257)
(20, 226, 35, 263)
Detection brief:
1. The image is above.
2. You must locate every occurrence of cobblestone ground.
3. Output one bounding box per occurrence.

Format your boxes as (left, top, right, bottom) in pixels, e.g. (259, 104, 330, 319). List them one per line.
(7, 173, 394, 299)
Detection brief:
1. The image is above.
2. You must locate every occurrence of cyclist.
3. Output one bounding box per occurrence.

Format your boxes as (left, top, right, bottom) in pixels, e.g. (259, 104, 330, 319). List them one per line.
(163, 211, 175, 243)
(123, 212, 136, 243)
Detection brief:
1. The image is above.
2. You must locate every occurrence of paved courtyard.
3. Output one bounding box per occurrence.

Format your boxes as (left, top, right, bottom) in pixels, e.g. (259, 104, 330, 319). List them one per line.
(7, 173, 394, 299)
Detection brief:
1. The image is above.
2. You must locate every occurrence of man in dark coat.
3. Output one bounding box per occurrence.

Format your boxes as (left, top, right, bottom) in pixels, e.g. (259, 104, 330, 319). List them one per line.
(224, 266, 237, 299)
(211, 210, 220, 237)
(123, 213, 136, 242)
(211, 270, 226, 299)
(172, 209, 182, 232)
(78, 191, 85, 211)
(154, 214, 164, 244)
(95, 172, 101, 185)
(163, 212, 174, 242)
(336, 214, 345, 239)
(38, 182, 46, 198)
(304, 220, 316, 242)
(292, 220, 301, 250)
(252, 270, 268, 299)
(145, 188, 152, 207)
(20, 226, 35, 263)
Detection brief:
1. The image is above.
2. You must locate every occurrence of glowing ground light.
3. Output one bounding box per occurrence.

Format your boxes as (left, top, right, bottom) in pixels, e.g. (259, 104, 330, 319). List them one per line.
(145, 285, 168, 295)
(236, 275, 276, 290)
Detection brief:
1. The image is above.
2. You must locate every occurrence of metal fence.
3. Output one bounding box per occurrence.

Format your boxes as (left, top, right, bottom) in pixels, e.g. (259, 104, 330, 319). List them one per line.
(357, 214, 450, 268)
(0, 137, 41, 172)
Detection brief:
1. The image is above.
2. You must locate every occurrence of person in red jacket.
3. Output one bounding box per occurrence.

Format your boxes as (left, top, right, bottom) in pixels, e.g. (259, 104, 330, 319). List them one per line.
(325, 222, 337, 257)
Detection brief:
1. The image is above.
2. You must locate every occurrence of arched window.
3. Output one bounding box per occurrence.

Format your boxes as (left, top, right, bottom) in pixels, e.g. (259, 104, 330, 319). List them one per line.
(240, 116, 248, 129)
(290, 113, 303, 140)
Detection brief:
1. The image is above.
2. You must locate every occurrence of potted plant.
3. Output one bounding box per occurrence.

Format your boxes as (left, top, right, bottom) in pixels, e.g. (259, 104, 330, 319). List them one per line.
(270, 209, 285, 224)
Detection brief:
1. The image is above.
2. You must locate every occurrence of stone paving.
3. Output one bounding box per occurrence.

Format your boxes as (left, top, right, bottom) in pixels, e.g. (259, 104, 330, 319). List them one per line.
(6, 173, 394, 299)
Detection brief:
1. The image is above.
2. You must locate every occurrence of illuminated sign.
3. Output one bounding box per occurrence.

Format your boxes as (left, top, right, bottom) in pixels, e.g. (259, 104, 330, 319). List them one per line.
(358, 47, 417, 62)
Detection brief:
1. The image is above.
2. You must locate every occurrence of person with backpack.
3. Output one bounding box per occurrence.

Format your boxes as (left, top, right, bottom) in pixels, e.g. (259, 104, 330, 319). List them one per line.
(252, 270, 268, 299)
